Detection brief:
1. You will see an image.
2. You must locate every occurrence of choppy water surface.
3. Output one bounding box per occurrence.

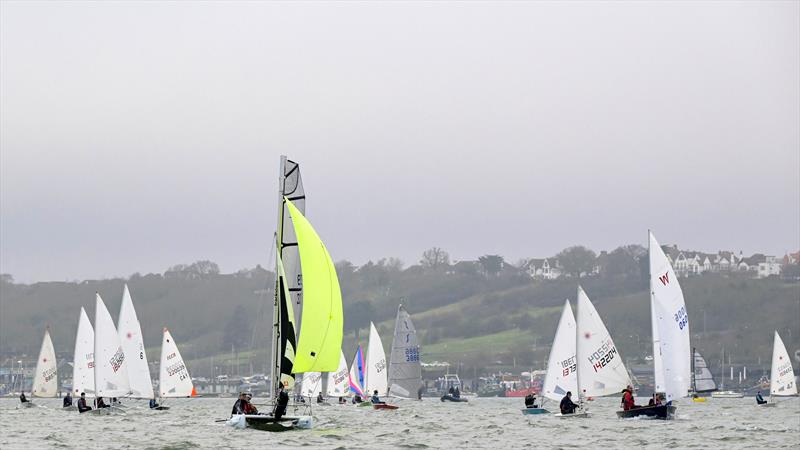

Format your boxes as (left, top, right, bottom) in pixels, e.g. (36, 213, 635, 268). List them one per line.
(1, 396, 798, 449)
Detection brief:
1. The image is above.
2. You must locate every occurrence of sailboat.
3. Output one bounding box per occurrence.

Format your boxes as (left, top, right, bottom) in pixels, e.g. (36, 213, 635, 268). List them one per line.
(300, 372, 323, 401)
(365, 322, 389, 402)
(229, 156, 343, 431)
(711, 348, 743, 398)
(25, 328, 58, 407)
(71, 308, 95, 402)
(762, 331, 798, 407)
(93, 293, 131, 414)
(388, 305, 423, 400)
(325, 350, 349, 401)
(574, 286, 631, 416)
(617, 231, 691, 420)
(531, 300, 576, 415)
(349, 345, 367, 401)
(157, 328, 196, 409)
(690, 349, 716, 402)
(117, 284, 154, 401)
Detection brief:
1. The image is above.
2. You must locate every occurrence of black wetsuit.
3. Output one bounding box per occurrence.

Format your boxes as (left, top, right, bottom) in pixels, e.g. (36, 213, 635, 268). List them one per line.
(231, 399, 245, 415)
(525, 394, 536, 408)
(96, 398, 109, 408)
(756, 393, 767, 405)
(19, 393, 28, 403)
(77, 397, 92, 413)
(149, 399, 159, 409)
(63, 395, 73, 407)
(454, 388, 461, 398)
(560, 396, 578, 414)
(274, 390, 289, 420)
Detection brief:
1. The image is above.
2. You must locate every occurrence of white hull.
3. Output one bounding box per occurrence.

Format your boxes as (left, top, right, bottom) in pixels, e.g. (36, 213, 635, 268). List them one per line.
(711, 391, 744, 398)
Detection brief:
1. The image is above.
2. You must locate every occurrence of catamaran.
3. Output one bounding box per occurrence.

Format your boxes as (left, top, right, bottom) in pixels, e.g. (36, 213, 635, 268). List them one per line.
(690, 349, 716, 402)
(228, 156, 343, 431)
(71, 308, 95, 405)
(388, 305, 423, 400)
(574, 286, 631, 417)
(762, 330, 798, 407)
(617, 231, 691, 420)
(157, 328, 196, 409)
(22, 328, 58, 408)
(365, 322, 389, 402)
(93, 293, 131, 414)
(532, 299, 576, 415)
(117, 284, 154, 402)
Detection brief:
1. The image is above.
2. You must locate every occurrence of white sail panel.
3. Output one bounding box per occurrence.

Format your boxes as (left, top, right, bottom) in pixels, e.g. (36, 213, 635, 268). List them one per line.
(32, 329, 58, 397)
(301, 372, 323, 398)
(365, 322, 388, 396)
(159, 329, 195, 398)
(388, 305, 422, 399)
(542, 300, 577, 402)
(94, 293, 131, 398)
(118, 284, 154, 398)
(649, 232, 691, 401)
(279, 158, 305, 326)
(693, 350, 716, 392)
(576, 286, 631, 398)
(72, 308, 95, 396)
(326, 351, 349, 397)
(770, 331, 797, 397)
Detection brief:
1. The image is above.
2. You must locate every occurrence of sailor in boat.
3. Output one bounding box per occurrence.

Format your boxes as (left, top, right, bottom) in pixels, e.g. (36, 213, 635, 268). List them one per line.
(559, 392, 579, 414)
(756, 391, 767, 405)
(244, 393, 258, 414)
(352, 394, 363, 404)
(316, 392, 325, 404)
(231, 393, 247, 415)
(524, 393, 538, 408)
(77, 393, 92, 413)
(647, 394, 664, 407)
(149, 398, 160, 409)
(454, 387, 461, 398)
(620, 386, 637, 411)
(19, 392, 29, 404)
(371, 390, 385, 405)
(95, 397, 110, 409)
(338, 396, 347, 404)
(273, 384, 289, 420)
(63, 392, 73, 407)
(448, 386, 455, 396)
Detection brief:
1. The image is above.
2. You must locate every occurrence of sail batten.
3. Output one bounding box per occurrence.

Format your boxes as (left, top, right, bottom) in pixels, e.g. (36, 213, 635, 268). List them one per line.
(32, 329, 58, 397)
(388, 305, 422, 399)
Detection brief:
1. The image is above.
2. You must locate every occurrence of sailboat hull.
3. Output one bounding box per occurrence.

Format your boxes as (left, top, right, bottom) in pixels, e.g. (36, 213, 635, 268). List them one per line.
(758, 402, 777, 408)
(616, 404, 676, 420)
(228, 414, 312, 431)
(440, 395, 468, 402)
(521, 407, 550, 415)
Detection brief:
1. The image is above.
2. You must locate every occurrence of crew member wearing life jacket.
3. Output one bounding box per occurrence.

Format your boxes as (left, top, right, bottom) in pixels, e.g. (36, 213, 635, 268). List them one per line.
(524, 393, 537, 408)
(560, 391, 578, 414)
(756, 391, 767, 405)
(273, 384, 289, 420)
(621, 385, 636, 411)
(77, 393, 92, 413)
(371, 390, 384, 404)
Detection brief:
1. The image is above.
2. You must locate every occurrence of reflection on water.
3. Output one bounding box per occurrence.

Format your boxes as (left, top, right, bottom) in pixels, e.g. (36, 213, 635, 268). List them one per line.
(1, 397, 798, 449)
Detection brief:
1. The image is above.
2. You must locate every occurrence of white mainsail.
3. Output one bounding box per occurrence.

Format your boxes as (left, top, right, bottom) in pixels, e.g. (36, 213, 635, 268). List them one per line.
(159, 328, 195, 398)
(301, 372, 323, 398)
(388, 305, 422, 399)
(576, 286, 631, 399)
(649, 231, 691, 402)
(542, 300, 577, 402)
(326, 351, 349, 397)
(692, 350, 716, 393)
(118, 284, 154, 398)
(94, 293, 131, 398)
(365, 322, 388, 396)
(770, 331, 797, 397)
(32, 329, 58, 397)
(72, 307, 95, 396)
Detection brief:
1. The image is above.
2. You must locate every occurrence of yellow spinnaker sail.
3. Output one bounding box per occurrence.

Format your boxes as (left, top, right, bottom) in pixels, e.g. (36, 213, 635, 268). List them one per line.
(285, 198, 344, 373)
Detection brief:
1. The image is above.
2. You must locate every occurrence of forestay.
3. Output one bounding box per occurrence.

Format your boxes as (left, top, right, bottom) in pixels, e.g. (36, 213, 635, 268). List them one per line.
(32, 329, 58, 397)
(649, 232, 691, 402)
(365, 322, 388, 396)
(542, 300, 577, 402)
(388, 305, 422, 399)
(285, 199, 343, 373)
(576, 286, 631, 398)
(348, 346, 366, 396)
(326, 351, 349, 397)
(770, 331, 797, 397)
(72, 307, 95, 396)
(159, 329, 195, 398)
(118, 284, 154, 398)
(94, 293, 131, 398)
(693, 350, 716, 393)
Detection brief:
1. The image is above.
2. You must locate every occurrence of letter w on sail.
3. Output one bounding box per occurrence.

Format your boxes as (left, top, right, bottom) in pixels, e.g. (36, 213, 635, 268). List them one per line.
(658, 272, 669, 286)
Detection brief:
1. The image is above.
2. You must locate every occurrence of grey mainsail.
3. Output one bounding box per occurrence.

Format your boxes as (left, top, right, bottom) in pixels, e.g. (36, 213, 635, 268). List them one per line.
(692, 350, 717, 393)
(388, 305, 422, 399)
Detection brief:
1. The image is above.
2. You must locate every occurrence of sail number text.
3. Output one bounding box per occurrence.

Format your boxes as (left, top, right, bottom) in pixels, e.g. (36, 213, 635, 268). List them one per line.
(674, 307, 688, 330)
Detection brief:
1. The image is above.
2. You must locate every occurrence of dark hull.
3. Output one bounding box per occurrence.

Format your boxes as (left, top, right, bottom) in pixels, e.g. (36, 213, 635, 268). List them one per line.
(616, 405, 676, 420)
(440, 395, 468, 403)
(245, 416, 299, 432)
(373, 404, 398, 410)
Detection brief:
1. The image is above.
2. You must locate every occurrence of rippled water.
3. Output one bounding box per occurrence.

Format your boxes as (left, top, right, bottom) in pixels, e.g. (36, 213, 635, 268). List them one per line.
(1, 396, 798, 449)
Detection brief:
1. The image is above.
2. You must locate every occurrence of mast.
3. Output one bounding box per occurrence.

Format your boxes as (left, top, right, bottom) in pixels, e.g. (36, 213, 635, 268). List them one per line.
(691, 347, 696, 393)
(649, 230, 656, 393)
(270, 156, 287, 403)
(575, 295, 582, 405)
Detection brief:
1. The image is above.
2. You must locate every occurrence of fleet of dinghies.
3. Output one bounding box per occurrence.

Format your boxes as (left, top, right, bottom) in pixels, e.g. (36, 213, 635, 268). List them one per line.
(17, 157, 797, 428)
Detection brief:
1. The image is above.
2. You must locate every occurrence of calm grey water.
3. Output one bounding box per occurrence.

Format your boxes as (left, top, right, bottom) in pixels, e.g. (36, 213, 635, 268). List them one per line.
(1, 396, 798, 449)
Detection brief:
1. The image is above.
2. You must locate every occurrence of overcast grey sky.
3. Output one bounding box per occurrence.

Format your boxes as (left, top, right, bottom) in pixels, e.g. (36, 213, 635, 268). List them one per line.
(1, 1, 798, 283)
